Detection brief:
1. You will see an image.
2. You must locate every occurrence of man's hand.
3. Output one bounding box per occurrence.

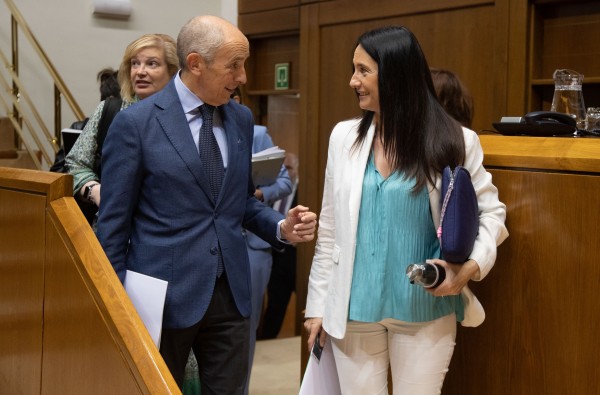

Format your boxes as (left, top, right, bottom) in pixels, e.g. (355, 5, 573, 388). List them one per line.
(280, 205, 317, 243)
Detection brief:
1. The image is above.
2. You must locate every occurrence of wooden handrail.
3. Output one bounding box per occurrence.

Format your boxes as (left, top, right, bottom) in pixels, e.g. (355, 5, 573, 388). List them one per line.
(0, 73, 52, 165)
(4, 0, 84, 120)
(0, 92, 43, 168)
(0, 49, 57, 152)
(0, 167, 180, 394)
(1, 0, 85, 169)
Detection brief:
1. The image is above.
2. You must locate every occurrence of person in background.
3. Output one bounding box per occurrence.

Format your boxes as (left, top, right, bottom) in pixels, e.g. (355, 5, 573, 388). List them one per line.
(96, 15, 317, 394)
(304, 26, 508, 394)
(97, 67, 121, 104)
(50, 67, 120, 174)
(259, 152, 299, 340)
(230, 88, 293, 392)
(430, 67, 474, 128)
(66, 34, 178, 226)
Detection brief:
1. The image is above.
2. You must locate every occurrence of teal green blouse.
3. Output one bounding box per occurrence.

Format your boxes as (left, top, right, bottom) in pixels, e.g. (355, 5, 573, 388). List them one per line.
(348, 154, 464, 323)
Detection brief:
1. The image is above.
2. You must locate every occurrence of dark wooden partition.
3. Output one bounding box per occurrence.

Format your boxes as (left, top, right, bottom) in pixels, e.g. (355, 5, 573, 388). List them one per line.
(443, 136, 600, 394)
(0, 167, 179, 395)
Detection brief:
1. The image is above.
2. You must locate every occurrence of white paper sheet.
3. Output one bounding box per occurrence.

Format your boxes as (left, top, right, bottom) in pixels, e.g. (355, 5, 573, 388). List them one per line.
(299, 337, 342, 395)
(124, 270, 168, 348)
(252, 146, 285, 161)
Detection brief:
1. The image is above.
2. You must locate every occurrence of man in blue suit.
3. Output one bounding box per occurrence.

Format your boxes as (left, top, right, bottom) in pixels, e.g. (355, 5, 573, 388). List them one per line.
(96, 15, 317, 395)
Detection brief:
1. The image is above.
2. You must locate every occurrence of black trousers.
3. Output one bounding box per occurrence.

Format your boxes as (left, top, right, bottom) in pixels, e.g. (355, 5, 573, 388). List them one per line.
(160, 274, 250, 395)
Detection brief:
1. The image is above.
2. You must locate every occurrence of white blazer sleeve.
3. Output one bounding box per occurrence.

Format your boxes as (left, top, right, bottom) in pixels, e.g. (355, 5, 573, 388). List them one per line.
(462, 128, 509, 280)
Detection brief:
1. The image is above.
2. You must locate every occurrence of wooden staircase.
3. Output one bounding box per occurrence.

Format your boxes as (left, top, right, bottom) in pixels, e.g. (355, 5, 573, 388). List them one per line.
(0, 117, 38, 170)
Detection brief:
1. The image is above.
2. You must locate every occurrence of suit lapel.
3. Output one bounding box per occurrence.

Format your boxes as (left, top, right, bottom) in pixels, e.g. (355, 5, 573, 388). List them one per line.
(155, 82, 214, 202)
(216, 103, 247, 205)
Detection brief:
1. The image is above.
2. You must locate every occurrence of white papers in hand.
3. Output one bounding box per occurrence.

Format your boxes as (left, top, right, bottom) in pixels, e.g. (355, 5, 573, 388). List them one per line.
(299, 337, 342, 395)
(252, 146, 285, 161)
(124, 270, 168, 348)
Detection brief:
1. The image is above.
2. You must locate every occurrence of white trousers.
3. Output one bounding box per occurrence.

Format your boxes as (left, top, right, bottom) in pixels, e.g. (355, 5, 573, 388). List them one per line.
(331, 314, 456, 395)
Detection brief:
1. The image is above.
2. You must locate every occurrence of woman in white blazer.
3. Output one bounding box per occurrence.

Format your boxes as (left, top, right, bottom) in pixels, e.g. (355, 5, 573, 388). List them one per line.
(304, 26, 508, 394)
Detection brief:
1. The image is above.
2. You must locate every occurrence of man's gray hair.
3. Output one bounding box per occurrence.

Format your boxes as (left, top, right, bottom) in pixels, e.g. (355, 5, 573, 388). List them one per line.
(177, 16, 225, 70)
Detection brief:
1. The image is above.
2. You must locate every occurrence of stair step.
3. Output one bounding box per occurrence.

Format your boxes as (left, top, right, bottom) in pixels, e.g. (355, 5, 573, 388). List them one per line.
(0, 149, 38, 170)
(0, 149, 18, 159)
(0, 117, 16, 151)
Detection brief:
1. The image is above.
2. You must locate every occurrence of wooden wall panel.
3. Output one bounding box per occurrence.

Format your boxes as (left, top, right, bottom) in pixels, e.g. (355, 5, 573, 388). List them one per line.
(239, 0, 298, 14)
(443, 168, 600, 394)
(266, 94, 300, 157)
(238, 7, 299, 36)
(246, 35, 300, 93)
(0, 168, 179, 394)
(317, 0, 493, 26)
(297, 3, 322, 366)
(505, 0, 529, 116)
(46, 197, 180, 394)
(41, 224, 142, 394)
(538, 2, 600, 79)
(0, 188, 45, 395)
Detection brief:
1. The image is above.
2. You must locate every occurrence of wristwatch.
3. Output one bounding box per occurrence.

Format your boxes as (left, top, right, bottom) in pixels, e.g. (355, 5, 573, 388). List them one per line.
(84, 183, 99, 202)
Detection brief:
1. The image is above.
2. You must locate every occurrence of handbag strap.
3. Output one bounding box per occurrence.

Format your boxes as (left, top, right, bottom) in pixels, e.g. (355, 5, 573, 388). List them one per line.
(437, 167, 456, 240)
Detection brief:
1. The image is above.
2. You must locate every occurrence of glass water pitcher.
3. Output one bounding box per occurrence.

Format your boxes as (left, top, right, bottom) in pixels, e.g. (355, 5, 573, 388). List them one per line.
(551, 69, 586, 129)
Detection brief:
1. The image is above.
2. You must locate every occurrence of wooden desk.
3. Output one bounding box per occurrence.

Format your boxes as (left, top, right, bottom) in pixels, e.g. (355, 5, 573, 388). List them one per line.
(479, 134, 600, 172)
(443, 136, 600, 394)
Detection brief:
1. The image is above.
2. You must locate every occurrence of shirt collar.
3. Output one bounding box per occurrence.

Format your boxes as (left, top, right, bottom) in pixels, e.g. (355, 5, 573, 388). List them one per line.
(174, 71, 205, 114)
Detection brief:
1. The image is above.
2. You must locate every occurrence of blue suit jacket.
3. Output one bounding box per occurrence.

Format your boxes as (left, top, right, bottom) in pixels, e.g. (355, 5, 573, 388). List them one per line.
(96, 79, 285, 329)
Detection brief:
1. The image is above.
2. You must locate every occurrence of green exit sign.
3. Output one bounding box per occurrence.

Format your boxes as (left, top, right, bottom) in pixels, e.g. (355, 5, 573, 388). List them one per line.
(275, 63, 289, 90)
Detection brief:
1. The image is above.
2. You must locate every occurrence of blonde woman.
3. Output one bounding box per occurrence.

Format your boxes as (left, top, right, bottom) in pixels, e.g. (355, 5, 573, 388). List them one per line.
(66, 33, 178, 222)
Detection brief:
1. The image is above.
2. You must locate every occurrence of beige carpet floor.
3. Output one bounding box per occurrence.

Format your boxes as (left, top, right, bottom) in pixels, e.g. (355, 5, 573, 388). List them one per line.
(249, 336, 301, 395)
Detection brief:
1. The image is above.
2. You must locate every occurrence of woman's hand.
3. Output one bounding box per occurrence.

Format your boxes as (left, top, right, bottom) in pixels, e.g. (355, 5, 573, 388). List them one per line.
(81, 181, 101, 207)
(90, 183, 101, 206)
(304, 317, 325, 352)
(425, 258, 480, 297)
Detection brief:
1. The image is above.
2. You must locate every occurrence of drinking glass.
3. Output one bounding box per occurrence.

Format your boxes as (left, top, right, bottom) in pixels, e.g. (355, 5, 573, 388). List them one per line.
(585, 107, 600, 131)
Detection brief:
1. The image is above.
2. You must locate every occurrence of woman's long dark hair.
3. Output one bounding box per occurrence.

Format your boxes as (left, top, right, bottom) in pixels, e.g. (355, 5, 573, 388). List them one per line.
(352, 26, 465, 193)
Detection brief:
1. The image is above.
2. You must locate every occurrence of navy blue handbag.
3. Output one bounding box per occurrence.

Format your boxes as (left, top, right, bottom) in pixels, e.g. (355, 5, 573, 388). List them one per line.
(437, 166, 479, 263)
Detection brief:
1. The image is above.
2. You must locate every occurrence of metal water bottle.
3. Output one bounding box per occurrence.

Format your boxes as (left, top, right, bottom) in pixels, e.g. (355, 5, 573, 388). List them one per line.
(406, 262, 446, 288)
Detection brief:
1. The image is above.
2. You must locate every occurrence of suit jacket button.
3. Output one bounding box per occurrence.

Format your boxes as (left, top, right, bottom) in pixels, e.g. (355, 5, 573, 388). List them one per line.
(210, 247, 218, 255)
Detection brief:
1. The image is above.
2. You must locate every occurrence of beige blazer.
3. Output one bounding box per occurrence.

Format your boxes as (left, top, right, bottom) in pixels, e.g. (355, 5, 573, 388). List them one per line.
(305, 118, 509, 339)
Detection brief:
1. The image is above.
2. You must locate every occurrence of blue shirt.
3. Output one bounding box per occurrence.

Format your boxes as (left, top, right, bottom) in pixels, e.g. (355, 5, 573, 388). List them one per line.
(348, 154, 464, 323)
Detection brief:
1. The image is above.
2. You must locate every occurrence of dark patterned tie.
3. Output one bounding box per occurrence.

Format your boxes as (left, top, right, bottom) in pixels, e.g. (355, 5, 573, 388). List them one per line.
(199, 104, 224, 201)
(199, 104, 225, 277)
